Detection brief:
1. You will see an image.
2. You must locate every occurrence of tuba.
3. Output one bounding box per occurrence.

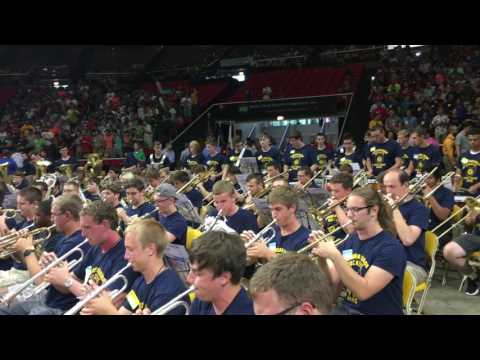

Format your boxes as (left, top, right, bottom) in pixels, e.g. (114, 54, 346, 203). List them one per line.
(58, 164, 73, 179)
(85, 153, 104, 179)
(34, 160, 52, 180)
(0, 163, 9, 183)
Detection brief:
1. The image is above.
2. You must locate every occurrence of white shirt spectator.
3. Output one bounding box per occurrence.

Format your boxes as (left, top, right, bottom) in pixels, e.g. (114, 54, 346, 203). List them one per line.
(10, 152, 24, 168)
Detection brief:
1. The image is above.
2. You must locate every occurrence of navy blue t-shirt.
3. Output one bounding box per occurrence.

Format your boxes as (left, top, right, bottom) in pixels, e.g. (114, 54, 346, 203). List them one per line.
(338, 230, 406, 315)
(190, 286, 254, 315)
(284, 145, 316, 181)
(148, 153, 171, 169)
(45, 230, 90, 311)
(410, 145, 442, 175)
(334, 149, 364, 170)
(123, 268, 189, 314)
(314, 147, 334, 170)
(227, 149, 253, 166)
(398, 199, 429, 269)
(53, 157, 78, 171)
(457, 151, 480, 196)
(126, 202, 157, 219)
(399, 146, 414, 168)
(269, 224, 310, 253)
(209, 208, 259, 234)
(9, 219, 34, 271)
(368, 139, 402, 176)
(182, 153, 205, 170)
(428, 185, 454, 231)
(256, 147, 281, 173)
(204, 153, 226, 173)
(155, 211, 187, 246)
(322, 212, 347, 242)
(185, 188, 204, 210)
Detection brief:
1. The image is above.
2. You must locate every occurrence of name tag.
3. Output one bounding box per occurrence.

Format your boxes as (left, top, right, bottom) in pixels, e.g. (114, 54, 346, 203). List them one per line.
(268, 242, 277, 250)
(126, 290, 141, 310)
(84, 266, 92, 284)
(342, 249, 353, 261)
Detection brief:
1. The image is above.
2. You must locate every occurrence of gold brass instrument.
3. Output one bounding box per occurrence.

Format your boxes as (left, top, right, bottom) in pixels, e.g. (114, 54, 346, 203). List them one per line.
(298, 220, 353, 254)
(245, 219, 277, 248)
(353, 170, 368, 188)
(423, 171, 455, 199)
(309, 195, 349, 223)
(64, 263, 132, 315)
(58, 164, 74, 179)
(433, 195, 480, 240)
(177, 169, 216, 195)
(85, 153, 104, 179)
(264, 169, 290, 185)
(151, 285, 195, 315)
(34, 160, 52, 180)
(0, 224, 56, 259)
(299, 169, 324, 191)
(0, 162, 10, 183)
(0, 238, 89, 304)
(0, 208, 20, 219)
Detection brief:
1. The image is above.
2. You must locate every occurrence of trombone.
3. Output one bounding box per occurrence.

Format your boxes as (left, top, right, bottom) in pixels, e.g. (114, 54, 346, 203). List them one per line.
(0, 208, 20, 219)
(151, 285, 195, 315)
(264, 169, 290, 185)
(310, 195, 349, 222)
(297, 220, 353, 254)
(64, 263, 132, 315)
(0, 224, 56, 259)
(0, 238, 89, 305)
(423, 171, 455, 199)
(177, 169, 216, 195)
(245, 219, 277, 248)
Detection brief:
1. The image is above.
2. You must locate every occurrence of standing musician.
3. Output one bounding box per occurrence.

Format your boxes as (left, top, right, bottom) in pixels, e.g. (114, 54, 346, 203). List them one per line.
(295, 167, 318, 189)
(242, 186, 310, 262)
(454, 127, 480, 196)
(383, 169, 429, 285)
(0, 187, 42, 282)
(204, 139, 227, 181)
(181, 140, 205, 171)
(334, 133, 363, 172)
(188, 231, 255, 315)
(312, 132, 334, 175)
(443, 203, 480, 295)
(365, 126, 402, 177)
(117, 177, 156, 229)
(171, 170, 204, 212)
(208, 181, 259, 234)
(249, 253, 334, 315)
(283, 131, 316, 182)
(0, 195, 88, 314)
(52, 145, 78, 173)
(147, 141, 171, 170)
(80, 219, 188, 315)
(407, 127, 442, 177)
(422, 166, 454, 246)
(397, 129, 413, 169)
(227, 137, 253, 168)
(256, 134, 281, 175)
(311, 186, 406, 315)
(100, 181, 124, 210)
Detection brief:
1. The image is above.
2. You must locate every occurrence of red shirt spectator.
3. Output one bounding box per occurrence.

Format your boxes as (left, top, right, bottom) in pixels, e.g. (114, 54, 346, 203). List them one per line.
(80, 134, 93, 155)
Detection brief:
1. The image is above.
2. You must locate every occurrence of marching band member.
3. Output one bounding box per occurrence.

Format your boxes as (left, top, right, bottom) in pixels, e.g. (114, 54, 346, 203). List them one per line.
(204, 139, 227, 181)
(145, 168, 163, 192)
(383, 169, 429, 285)
(32, 181, 49, 201)
(454, 127, 480, 196)
(271, 177, 290, 188)
(147, 141, 171, 170)
(250, 253, 334, 315)
(334, 133, 363, 172)
(80, 219, 188, 315)
(265, 163, 282, 183)
(62, 180, 82, 197)
(52, 145, 78, 173)
(227, 137, 253, 168)
(83, 178, 101, 202)
(245, 173, 266, 199)
(311, 186, 406, 315)
(171, 170, 204, 212)
(312, 132, 334, 175)
(181, 140, 205, 171)
(117, 177, 156, 229)
(100, 181, 124, 210)
(396, 129, 413, 170)
(11, 170, 29, 191)
(283, 131, 316, 182)
(443, 202, 480, 295)
(188, 231, 255, 315)
(407, 127, 442, 177)
(295, 166, 318, 189)
(256, 134, 281, 175)
(208, 181, 259, 234)
(365, 126, 402, 177)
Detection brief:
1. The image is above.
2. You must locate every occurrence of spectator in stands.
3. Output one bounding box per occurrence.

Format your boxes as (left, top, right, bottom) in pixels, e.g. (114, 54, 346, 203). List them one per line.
(431, 106, 450, 142)
(456, 120, 475, 159)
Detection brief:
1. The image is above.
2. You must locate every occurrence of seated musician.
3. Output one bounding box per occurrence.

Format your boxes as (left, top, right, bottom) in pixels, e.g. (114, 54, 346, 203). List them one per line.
(32, 181, 49, 201)
(422, 166, 454, 246)
(295, 166, 318, 189)
(243, 173, 266, 209)
(271, 177, 290, 189)
(80, 219, 188, 315)
(265, 163, 282, 183)
(250, 253, 334, 315)
(145, 168, 163, 193)
(170, 170, 203, 212)
(100, 181, 124, 210)
(454, 127, 480, 197)
(83, 177, 101, 202)
(311, 186, 406, 315)
(208, 181, 259, 234)
(0, 195, 89, 314)
(339, 164, 354, 176)
(62, 180, 82, 197)
(52, 145, 78, 173)
(243, 186, 310, 262)
(383, 169, 429, 285)
(191, 164, 215, 195)
(188, 231, 255, 315)
(0, 187, 42, 275)
(11, 170, 29, 191)
(181, 140, 205, 171)
(159, 167, 170, 184)
(443, 205, 480, 295)
(117, 177, 156, 229)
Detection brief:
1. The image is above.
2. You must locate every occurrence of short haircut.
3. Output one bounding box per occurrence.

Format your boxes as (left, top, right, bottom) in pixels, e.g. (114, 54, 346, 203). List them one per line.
(250, 253, 334, 314)
(53, 195, 83, 221)
(205, 139, 216, 147)
(18, 187, 42, 204)
(189, 231, 246, 284)
(268, 186, 298, 210)
(32, 181, 48, 194)
(466, 127, 480, 137)
(397, 129, 409, 137)
(80, 200, 119, 230)
(64, 180, 81, 190)
(272, 178, 289, 187)
(124, 177, 145, 192)
(297, 166, 313, 178)
(413, 127, 428, 138)
(101, 181, 123, 195)
(246, 173, 264, 185)
(342, 133, 354, 142)
(266, 163, 281, 172)
(189, 140, 201, 153)
(171, 170, 190, 184)
(291, 130, 302, 140)
(370, 125, 385, 133)
(339, 164, 354, 175)
(125, 219, 168, 256)
(37, 199, 52, 217)
(329, 173, 353, 190)
(212, 180, 235, 196)
(145, 168, 161, 180)
(385, 168, 410, 185)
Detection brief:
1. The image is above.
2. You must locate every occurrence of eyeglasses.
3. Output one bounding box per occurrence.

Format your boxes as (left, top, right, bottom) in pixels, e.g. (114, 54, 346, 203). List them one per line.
(154, 198, 170, 203)
(345, 206, 372, 214)
(273, 303, 302, 316)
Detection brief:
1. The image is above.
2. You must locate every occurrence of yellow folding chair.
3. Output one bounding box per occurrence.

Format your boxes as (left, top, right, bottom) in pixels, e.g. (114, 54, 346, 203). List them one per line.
(441, 204, 463, 286)
(186, 226, 203, 250)
(403, 267, 417, 315)
(459, 251, 480, 292)
(413, 231, 439, 314)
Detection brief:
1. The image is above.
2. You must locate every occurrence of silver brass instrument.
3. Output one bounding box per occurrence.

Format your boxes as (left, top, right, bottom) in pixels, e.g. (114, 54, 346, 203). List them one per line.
(64, 263, 132, 315)
(0, 208, 20, 220)
(245, 219, 277, 248)
(1, 238, 89, 305)
(151, 285, 195, 315)
(197, 209, 225, 233)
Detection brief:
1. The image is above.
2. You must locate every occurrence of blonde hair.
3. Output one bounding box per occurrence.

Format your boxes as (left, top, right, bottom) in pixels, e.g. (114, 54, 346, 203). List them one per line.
(267, 186, 298, 210)
(189, 140, 201, 154)
(125, 219, 168, 256)
(212, 180, 235, 196)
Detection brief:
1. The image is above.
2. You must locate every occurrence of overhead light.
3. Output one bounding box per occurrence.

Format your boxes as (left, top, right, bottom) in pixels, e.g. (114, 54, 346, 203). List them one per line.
(415, 51, 421, 57)
(371, 76, 375, 81)
(277, 116, 284, 121)
(232, 71, 245, 82)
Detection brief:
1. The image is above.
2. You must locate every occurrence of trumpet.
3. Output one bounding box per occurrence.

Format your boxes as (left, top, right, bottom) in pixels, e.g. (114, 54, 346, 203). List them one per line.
(353, 170, 368, 188)
(245, 219, 277, 248)
(64, 263, 132, 315)
(310, 195, 349, 222)
(197, 209, 225, 233)
(0, 224, 56, 259)
(433, 195, 480, 240)
(151, 285, 195, 315)
(297, 220, 353, 254)
(298, 168, 325, 191)
(0, 238, 89, 305)
(177, 169, 216, 195)
(0, 208, 20, 219)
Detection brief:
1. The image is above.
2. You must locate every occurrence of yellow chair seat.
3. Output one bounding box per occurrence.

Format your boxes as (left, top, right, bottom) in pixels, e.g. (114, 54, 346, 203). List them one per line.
(415, 282, 427, 292)
(186, 227, 203, 250)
